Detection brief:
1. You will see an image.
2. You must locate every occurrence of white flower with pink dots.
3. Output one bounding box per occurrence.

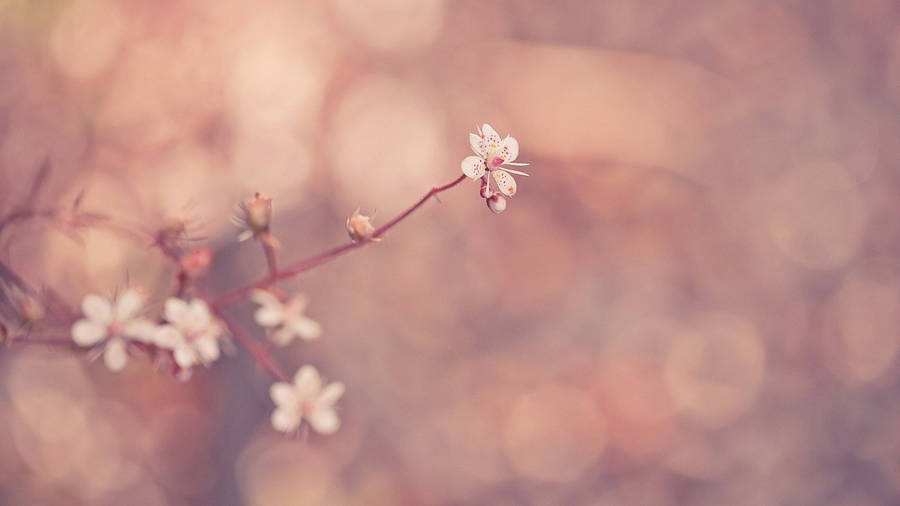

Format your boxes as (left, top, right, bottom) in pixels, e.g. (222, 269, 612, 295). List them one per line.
(461, 123, 530, 199)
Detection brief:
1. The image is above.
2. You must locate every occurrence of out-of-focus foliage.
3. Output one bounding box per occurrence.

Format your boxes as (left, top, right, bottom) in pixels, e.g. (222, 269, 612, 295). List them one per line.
(2, 0, 900, 504)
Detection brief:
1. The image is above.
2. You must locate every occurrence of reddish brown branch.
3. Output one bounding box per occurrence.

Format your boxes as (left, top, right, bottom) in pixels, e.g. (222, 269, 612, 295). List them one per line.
(212, 174, 467, 308)
(263, 242, 278, 279)
(217, 311, 290, 382)
(5, 336, 79, 350)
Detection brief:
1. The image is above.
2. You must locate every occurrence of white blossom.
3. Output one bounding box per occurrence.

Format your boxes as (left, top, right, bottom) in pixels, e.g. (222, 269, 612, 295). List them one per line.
(155, 298, 226, 369)
(461, 123, 530, 197)
(71, 289, 155, 372)
(270, 365, 344, 435)
(251, 290, 322, 346)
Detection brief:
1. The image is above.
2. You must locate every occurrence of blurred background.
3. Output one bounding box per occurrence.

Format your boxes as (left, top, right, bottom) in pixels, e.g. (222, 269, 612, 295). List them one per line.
(1, 0, 900, 504)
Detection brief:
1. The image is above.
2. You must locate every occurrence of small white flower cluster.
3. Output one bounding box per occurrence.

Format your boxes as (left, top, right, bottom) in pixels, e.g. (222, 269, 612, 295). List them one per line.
(461, 123, 529, 213)
(71, 289, 227, 374)
(71, 287, 343, 436)
(249, 289, 343, 435)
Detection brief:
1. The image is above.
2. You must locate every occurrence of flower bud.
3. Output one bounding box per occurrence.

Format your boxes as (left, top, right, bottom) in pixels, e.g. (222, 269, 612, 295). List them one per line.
(480, 178, 493, 199)
(346, 209, 376, 242)
(20, 296, 45, 324)
(486, 194, 507, 214)
(245, 193, 273, 232)
(233, 193, 275, 243)
(180, 247, 214, 278)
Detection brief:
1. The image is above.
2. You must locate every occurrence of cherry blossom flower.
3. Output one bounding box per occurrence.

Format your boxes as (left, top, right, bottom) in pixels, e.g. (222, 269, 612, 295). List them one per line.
(251, 289, 322, 346)
(270, 365, 344, 435)
(155, 297, 226, 369)
(71, 289, 156, 372)
(461, 123, 530, 198)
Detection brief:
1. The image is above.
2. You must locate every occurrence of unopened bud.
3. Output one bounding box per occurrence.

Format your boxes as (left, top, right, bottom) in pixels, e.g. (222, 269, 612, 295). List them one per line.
(346, 209, 377, 242)
(180, 247, 214, 278)
(233, 193, 274, 243)
(480, 178, 493, 199)
(20, 296, 45, 325)
(486, 194, 507, 214)
(245, 193, 273, 232)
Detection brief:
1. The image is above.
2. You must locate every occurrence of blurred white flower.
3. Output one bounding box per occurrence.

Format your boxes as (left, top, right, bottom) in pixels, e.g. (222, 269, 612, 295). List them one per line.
(251, 290, 322, 346)
(461, 123, 530, 198)
(270, 365, 345, 435)
(155, 298, 226, 369)
(71, 289, 156, 372)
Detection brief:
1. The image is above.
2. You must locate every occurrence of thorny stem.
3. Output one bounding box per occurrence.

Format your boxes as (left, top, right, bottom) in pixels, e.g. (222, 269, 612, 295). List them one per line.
(212, 174, 468, 308)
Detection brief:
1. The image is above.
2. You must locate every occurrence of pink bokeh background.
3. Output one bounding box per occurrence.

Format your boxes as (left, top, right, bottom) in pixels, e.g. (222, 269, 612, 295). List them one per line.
(2, 0, 900, 504)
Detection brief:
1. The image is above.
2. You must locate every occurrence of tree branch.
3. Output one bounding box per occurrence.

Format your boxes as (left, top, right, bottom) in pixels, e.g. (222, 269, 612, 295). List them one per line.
(217, 310, 290, 382)
(212, 174, 468, 308)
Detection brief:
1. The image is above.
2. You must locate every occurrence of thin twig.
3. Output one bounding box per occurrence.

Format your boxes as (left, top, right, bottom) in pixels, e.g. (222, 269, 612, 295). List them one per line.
(212, 174, 467, 308)
(5, 336, 78, 350)
(262, 241, 278, 279)
(217, 310, 290, 382)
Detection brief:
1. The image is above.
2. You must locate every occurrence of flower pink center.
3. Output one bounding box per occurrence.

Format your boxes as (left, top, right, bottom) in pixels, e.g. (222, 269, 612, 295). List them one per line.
(489, 156, 505, 168)
(107, 321, 122, 336)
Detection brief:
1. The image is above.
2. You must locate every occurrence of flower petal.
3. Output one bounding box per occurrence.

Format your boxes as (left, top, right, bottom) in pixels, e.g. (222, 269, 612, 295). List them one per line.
(154, 325, 181, 349)
(184, 299, 212, 333)
(293, 365, 322, 398)
(492, 169, 517, 197)
(499, 135, 519, 163)
(254, 305, 284, 328)
(82, 294, 113, 324)
(271, 406, 301, 433)
(270, 327, 296, 347)
(318, 382, 345, 406)
(469, 133, 485, 157)
(195, 335, 220, 363)
(72, 320, 107, 346)
(115, 289, 143, 321)
(250, 289, 281, 307)
(103, 338, 128, 372)
(307, 406, 340, 434)
(289, 316, 322, 341)
(173, 343, 198, 368)
(461, 156, 486, 179)
(481, 123, 501, 148)
(164, 298, 189, 325)
(122, 318, 157, 343)
(270, 382, 298, 407)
